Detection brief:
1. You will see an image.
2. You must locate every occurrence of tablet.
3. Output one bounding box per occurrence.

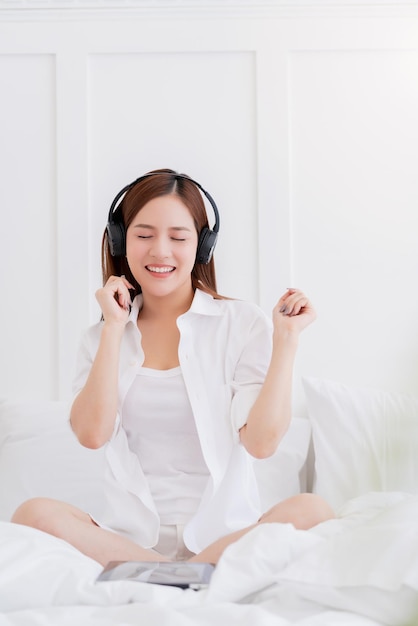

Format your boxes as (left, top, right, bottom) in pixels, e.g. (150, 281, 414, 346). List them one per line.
(96, 560, 215, 590)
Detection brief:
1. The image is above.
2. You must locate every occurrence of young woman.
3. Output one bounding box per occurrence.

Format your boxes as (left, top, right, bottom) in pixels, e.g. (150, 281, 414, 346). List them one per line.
(12, 169, 334, 565)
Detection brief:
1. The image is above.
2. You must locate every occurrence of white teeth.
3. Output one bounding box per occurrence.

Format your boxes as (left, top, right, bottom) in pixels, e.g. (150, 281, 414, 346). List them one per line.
(147, 266, 174, 273)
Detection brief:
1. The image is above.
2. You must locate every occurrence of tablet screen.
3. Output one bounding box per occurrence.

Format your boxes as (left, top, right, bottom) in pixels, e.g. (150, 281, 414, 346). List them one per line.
(96, 560, 215, 590)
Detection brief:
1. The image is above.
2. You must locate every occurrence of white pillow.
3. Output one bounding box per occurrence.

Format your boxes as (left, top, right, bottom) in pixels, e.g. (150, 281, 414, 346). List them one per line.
(254, 417, 312, 511)
(0, 399, 109, 522)
(0, 400, 312, 523)
(303, 377, 418, 511)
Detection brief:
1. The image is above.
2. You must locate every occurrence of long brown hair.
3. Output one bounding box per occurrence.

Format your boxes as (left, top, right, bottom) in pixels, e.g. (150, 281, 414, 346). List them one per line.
(102, 168, 220, 298)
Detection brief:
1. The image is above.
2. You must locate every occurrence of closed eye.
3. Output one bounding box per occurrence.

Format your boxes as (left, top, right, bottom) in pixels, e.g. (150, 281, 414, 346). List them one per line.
(137, 235, 186, 241)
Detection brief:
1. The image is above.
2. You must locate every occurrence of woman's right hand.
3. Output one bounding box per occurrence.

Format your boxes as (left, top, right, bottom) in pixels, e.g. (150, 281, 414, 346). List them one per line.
(95, 275, 135, 324)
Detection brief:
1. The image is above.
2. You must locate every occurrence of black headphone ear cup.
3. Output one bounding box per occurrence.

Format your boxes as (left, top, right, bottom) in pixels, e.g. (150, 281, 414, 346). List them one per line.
(196, 228, 218, 264)
(107, 221, 126, 257)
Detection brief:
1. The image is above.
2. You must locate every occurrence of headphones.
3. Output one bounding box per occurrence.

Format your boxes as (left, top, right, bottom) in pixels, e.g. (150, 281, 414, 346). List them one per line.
(106, 171, 220, 264)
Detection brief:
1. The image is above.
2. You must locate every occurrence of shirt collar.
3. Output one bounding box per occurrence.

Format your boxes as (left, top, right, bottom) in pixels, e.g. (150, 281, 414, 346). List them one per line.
(127, 293, 143, 325)
(187, 288, 224, 316)
(127, 288, 223, 324)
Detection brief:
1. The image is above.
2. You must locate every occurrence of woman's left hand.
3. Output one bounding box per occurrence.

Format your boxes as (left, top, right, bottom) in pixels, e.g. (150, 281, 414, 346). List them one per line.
(272, 288, 317, 337)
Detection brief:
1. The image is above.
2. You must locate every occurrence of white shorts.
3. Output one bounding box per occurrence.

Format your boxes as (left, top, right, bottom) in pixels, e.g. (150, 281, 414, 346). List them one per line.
(154, 524, 195, 561)
(90, 515, 195, 561)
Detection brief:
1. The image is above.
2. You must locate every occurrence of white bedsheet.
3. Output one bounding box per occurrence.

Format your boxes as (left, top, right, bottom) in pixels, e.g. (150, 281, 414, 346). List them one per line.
(1, 492, 418, 626)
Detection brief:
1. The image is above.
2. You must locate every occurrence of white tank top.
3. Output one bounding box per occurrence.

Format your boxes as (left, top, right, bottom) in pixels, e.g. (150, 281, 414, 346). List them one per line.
(122, 366, 210, 525)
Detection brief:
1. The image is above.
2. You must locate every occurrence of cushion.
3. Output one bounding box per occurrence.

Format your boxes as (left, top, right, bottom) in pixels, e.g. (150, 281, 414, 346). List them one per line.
(0, 400, 312, 522)
(0, 399, 109, 522)
(303, 377, 418, 511)
(254, 417, 312, 510)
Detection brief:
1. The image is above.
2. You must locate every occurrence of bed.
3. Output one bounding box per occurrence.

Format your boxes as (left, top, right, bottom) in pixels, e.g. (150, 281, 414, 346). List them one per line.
(1, 377, 418, 625)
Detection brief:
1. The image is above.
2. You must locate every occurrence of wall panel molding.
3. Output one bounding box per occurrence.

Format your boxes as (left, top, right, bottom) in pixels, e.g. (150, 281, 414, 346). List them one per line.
(0, 53, 57, 399)
(1, 10, 418, 403)
(2, 1, 418, 21)
(55, 50, 90, 397)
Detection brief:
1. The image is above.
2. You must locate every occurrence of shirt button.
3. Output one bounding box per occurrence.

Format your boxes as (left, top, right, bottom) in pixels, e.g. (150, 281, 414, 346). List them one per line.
(129, 360, 137, 367)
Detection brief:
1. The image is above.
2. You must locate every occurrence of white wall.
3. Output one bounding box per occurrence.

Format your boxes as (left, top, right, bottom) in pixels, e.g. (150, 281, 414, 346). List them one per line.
(1, 2, 417, 413)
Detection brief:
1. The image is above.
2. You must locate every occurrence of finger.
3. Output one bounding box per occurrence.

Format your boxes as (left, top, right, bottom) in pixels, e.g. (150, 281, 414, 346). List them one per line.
(278, 288, 298, 308)
(106, 276, 132, 311)
(288, 299, 308, 316)
(121, 274, 135, 290)
(115, 287, 132, 311)
(278, 288, 300, 310)
(289, 295, 310, 316)
(107, 274, 134, 287)
(119, 276, 135, 310)
(280, 292, 309, 316)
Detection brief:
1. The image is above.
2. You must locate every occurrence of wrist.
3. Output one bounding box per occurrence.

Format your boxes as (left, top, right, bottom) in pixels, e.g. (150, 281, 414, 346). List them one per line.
(101, 319, 126, 338)
(272, 329, 300, 350)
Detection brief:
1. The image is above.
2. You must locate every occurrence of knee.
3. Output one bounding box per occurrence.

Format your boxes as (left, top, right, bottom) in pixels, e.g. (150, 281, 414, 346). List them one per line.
(12, 497, 63, 535)
(296, 493, 335, 528)
(259, 493, 334, 530)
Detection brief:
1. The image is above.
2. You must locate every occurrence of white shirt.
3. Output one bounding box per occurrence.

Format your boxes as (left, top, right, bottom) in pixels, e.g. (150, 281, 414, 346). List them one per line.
(73, 289, 273, 553)
(122, 366, 209, 525)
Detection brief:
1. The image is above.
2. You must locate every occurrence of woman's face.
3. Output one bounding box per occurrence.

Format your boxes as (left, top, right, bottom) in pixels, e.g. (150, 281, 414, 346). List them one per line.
(125, 193, 199, 299)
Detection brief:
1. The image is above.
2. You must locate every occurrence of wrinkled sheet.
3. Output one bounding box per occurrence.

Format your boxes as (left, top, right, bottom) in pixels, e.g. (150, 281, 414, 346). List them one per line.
(1, 492, 418, 626)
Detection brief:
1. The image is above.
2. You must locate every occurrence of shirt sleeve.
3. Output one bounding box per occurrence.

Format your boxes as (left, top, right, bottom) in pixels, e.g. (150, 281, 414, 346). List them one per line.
(229, 307, 273, 441)
(71, 325, 98, 398)
(71, 324, 122, 440)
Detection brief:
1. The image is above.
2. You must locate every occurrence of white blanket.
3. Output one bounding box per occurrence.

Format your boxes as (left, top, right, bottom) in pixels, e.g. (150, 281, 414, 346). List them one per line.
(1, 492, 418, 626)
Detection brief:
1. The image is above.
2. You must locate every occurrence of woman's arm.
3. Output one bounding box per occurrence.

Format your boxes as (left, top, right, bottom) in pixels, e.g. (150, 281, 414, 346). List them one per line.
(70, 275, 133, 449)
(239, 289, 316, 459)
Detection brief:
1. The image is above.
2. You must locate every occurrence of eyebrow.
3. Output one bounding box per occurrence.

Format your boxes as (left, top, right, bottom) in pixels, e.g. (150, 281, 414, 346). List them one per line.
(132, 224, 193, 232)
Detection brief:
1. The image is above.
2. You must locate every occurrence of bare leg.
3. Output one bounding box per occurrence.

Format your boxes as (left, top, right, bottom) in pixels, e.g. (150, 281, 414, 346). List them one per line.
(12, 497, 170, 565)
(189, 493, 334, 564)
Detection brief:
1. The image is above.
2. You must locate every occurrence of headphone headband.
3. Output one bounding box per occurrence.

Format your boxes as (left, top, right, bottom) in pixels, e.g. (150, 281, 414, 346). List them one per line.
(106, 171, 220, 264)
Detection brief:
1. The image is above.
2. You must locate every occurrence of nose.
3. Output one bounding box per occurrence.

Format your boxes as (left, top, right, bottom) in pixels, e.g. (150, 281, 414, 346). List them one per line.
(149, 235, 171, 259)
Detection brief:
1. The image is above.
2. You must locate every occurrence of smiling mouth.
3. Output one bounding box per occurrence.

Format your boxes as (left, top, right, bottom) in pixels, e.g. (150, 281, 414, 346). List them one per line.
(145, 265, 175, 274)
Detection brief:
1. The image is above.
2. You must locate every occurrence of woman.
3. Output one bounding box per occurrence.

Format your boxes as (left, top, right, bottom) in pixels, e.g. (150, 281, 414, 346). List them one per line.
(12, 168, 333, 565)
